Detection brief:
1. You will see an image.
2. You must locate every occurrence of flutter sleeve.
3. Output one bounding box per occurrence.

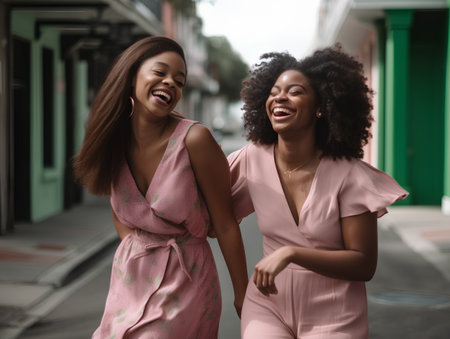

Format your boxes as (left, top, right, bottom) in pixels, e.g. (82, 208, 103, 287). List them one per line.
(339, 159, 409, 218)
(227, 145, 255, 223)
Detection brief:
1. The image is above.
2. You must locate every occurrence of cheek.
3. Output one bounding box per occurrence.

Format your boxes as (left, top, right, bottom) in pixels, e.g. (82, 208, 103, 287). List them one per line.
(265, 99, 272, 116)
(135, 85, 146, 100)
(134, 76, 145, 93)
(175, 88, 183, 101)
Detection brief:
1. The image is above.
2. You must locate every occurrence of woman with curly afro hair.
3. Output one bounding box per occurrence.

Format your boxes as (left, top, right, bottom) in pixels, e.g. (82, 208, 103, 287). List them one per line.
(228, 45, 408, 338)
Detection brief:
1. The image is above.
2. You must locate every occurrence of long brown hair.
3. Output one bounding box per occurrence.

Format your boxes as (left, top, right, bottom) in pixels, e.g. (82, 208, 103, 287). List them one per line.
(73, 36, 187, 195)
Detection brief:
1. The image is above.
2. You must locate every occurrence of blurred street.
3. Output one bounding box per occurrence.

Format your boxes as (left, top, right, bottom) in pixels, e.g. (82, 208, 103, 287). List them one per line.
(2, 1, 450, 338)
(0, 134, 449, 339)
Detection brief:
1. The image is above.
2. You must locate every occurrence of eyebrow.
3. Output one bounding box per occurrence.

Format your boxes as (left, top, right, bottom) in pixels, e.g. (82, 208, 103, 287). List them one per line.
(154, 61, 186, 78)
(273, 83, 307, 91)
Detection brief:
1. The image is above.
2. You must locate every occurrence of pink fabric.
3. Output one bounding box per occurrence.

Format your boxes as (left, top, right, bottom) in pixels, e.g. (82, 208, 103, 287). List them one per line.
(93, 119, 221, 339)
(228, 143, 408, 339)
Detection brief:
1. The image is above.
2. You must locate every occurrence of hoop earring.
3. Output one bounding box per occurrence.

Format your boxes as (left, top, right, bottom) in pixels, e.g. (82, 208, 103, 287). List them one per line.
(129, 96, 135, 118)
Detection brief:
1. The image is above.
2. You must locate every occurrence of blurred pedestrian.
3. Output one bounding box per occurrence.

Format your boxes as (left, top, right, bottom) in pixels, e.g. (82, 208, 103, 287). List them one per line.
(73, 36, 248, 339)
(228, 45, 408, 338)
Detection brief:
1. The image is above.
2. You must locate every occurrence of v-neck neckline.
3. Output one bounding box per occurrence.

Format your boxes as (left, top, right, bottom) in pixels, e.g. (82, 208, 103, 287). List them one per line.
(125, 118, 184, 200)
(271, 144, 322, 227)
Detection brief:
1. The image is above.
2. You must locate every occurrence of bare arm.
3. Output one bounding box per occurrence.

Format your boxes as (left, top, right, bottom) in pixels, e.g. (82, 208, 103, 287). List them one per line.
(254, 211, 378, 295)
(186, 124, 248, 317)
(111, 209, 133, 240)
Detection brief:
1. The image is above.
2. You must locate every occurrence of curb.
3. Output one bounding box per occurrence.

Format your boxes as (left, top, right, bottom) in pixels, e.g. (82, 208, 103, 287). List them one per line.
(37, 232, 118, 287)
(0, 234, 118, 339)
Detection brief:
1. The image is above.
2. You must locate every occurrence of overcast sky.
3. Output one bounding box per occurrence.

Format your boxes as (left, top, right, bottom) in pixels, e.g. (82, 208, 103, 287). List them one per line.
(197, 0, 321, 67)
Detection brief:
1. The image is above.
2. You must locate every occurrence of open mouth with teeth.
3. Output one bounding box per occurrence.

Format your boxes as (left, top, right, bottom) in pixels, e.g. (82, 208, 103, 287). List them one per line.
(152, 90, 172, 105)
(273, 107, 293, 117)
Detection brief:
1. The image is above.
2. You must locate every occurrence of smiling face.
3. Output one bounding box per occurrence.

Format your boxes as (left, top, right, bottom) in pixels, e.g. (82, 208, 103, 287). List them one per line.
(266, 69, 320, 137)
(133, 51, 186, 119)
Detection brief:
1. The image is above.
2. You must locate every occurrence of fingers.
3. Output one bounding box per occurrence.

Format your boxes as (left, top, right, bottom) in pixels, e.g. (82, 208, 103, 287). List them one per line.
(234, 302, 242, 319)
(259, 283, 278, 296)
(234, 295, 244, 319)
(253, 269, 278, 296)
(206, 222, 217, 238)
(207, 228, 217, 238)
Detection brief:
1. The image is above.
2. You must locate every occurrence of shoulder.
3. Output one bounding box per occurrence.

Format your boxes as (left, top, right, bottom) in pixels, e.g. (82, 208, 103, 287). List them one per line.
(321, 156, 357, 174)
(227, 142, 263, 162)
(229, 142, 269, 158)
(335, 157, 383, 178)
(227, 142, 272, 176)
(185, 123, 215, 151)
(324, 157, 393, 189)
(183, 123, 226, 166)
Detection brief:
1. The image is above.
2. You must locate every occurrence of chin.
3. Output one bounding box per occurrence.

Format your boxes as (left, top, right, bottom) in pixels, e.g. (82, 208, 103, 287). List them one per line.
(271, 123, 288, 134)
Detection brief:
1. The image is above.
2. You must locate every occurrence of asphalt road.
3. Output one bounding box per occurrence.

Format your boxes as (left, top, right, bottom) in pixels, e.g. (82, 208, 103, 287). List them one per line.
(18, 213, 450, 339)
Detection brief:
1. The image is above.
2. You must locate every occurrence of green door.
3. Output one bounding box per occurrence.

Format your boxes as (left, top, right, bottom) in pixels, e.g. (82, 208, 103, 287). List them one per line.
(408, 11, 446, 204)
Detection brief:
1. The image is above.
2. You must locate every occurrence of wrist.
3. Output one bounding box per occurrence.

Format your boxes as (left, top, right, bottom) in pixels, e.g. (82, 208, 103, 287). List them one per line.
(233, 287, 247, 301)
(282, 246, 295, 265)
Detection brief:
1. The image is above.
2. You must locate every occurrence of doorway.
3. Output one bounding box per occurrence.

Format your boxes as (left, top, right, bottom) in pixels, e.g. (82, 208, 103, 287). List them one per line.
(12, 36, 31, 221)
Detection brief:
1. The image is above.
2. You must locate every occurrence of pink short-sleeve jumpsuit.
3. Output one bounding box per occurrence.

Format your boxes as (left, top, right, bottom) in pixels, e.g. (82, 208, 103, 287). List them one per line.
(228, 143, 408, 339)
(93, 119, 221, 339)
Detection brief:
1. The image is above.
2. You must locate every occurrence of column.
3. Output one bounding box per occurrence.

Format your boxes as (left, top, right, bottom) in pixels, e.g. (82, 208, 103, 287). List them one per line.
(375, 19, 386, 171)
(443, 2, 450, 214)
(384, 9, 413, 204)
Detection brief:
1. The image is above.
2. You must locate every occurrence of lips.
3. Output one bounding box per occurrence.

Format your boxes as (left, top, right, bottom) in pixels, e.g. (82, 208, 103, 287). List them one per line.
(272, 106, 294, 117)
(152, 89, 173, 105)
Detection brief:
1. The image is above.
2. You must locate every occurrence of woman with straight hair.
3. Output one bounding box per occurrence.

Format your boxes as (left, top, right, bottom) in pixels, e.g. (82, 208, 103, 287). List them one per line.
(74, 36, 248, 339)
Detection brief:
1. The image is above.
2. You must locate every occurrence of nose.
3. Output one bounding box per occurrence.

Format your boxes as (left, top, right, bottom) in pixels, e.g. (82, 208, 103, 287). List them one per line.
(274, 91, 288, 102)
(162, 75, 176, 87)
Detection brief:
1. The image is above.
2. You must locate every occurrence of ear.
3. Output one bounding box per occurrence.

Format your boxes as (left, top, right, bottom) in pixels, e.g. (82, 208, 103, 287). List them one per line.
(315, 107, 322, 118)
(130, 80, 136, 97)
(131, 74, 137, 89)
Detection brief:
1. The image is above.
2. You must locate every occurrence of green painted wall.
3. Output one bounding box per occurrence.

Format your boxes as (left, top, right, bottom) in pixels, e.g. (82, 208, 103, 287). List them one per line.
(12, 12, 66, 222)
(408, 11, 446, 205)
(375, 19, 386, 171)
(381, 9, 447, 205)
(75, 61, 89, 152)
(384, 10, 413, 204)
(444, 3, 450, 206)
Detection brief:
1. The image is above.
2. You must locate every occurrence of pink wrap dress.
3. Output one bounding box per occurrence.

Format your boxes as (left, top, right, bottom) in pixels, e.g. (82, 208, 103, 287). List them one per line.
(228, 143, 408, 339)
(93, 119, 221, 339)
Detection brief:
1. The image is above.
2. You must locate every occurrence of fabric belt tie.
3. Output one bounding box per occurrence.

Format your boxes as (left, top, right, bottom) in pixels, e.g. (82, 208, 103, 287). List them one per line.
(132, 238, 192, 282)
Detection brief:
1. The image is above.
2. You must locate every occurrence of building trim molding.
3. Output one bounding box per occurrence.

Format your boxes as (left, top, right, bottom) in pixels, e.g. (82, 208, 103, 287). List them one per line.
(442, 196, 450, 215)
(353, 0, 446, 10)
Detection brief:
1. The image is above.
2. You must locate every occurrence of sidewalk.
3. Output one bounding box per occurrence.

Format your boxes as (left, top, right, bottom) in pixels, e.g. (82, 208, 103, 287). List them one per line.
(0, 189, 449, 338)
(0, 195, 118, 339)
(379, 205, 450, 283)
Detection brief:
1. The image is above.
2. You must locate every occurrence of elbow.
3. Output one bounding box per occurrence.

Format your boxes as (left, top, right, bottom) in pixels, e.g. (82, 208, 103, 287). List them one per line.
(359, 262, 377, 281)
(349, 255, 377, 281)
(351, 269, 375, 282)
(361, 270, 375, 282)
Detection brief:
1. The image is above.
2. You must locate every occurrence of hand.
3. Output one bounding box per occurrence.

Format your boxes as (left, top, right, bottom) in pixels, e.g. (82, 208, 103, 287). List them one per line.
(253, 246, 292, 296)
(207, 222, 217, 238)
(234, 297, 243, 318)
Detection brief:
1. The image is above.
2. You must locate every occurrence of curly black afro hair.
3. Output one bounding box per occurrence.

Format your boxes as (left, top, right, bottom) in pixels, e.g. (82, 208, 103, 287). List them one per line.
(241, 45, 374, 159)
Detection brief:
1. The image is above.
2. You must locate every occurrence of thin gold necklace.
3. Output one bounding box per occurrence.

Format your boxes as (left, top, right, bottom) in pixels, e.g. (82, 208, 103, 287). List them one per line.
(280, 150, 318, 179)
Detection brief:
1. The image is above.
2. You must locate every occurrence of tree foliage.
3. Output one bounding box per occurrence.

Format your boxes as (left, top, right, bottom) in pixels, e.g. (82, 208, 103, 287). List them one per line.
(167, 0, 206, 15)
(205, 36, 249, 102)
